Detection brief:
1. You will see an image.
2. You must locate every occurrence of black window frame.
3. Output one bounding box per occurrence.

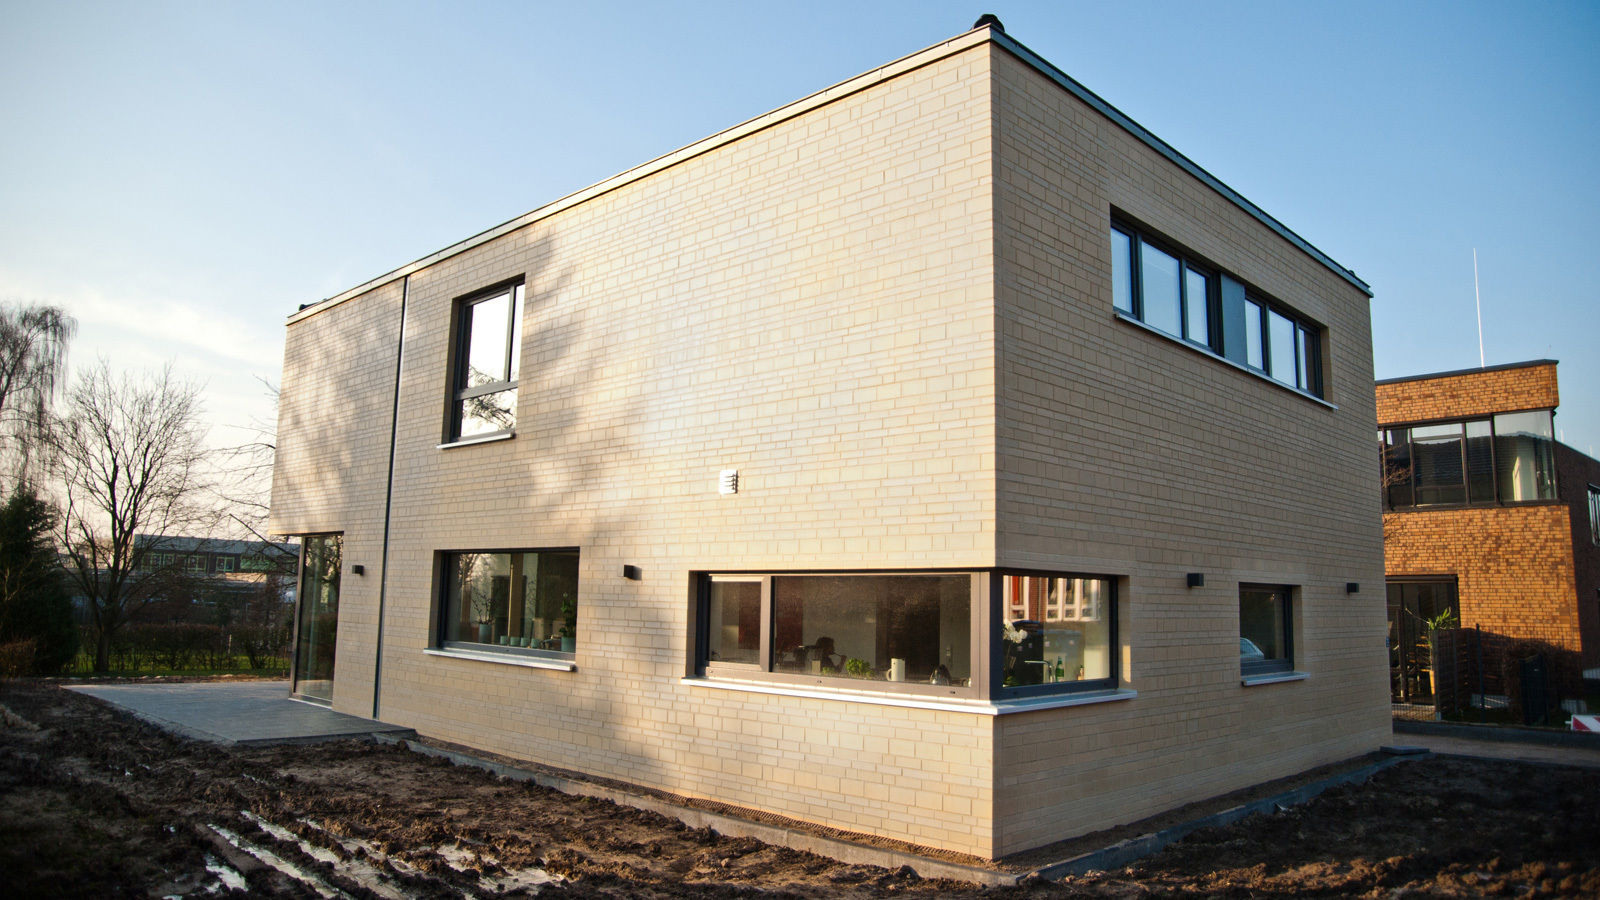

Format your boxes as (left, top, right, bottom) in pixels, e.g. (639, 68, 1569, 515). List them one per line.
(1110, 218, 1325, 399)
(434, 547, 581, 663)
(1588, 484, 1600, 546)
(693, 570, 987, 700)
(447, 279, 525, 443)
(1239, 583, 1294, 678)
(1380, 408, 1560, 510)
(993, 570, 1120, 700)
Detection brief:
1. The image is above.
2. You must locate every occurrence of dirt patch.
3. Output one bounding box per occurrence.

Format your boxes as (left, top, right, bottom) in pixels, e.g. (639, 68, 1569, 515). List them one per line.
(3, 679, 1598, 897)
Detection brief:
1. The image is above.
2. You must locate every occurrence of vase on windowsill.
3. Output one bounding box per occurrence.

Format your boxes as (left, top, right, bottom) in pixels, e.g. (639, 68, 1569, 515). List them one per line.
(560, 637, 575, 653)
(478, 623, 492, 644)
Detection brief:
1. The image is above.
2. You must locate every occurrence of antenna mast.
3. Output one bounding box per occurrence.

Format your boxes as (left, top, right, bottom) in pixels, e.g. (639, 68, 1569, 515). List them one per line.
(1474, 249, 1485, 368)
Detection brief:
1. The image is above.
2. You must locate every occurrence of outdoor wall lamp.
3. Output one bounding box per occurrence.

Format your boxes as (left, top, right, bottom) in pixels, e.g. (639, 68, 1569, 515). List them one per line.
(1186, 572, 1204, 588)
(351, 564, 365, 576)
(1346, 582, 1360, 594)
(622, 565, 641, 581)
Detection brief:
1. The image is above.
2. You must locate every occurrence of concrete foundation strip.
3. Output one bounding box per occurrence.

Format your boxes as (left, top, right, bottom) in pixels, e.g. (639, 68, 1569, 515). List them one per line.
(371, 734, 1427, 887)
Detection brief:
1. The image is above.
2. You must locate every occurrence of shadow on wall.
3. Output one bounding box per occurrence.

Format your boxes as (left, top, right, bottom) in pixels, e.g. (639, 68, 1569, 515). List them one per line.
(1425, 627, 1585, 725)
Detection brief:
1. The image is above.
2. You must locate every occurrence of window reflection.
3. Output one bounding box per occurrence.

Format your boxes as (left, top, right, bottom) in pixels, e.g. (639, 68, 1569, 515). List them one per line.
(771, 575, 970, 686)
(441, 550, 579, 654)
(1001, 575, 1113, 688)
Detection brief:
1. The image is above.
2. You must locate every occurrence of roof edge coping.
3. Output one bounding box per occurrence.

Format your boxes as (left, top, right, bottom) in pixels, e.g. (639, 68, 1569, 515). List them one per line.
(1374, 358, 1558, 386)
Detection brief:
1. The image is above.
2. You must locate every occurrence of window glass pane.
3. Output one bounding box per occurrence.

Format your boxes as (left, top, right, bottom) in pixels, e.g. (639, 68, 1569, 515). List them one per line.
(507, 284, 524, 383)
(1411, 423, 1466, 505)
(706, 579, 761, 665)
(1110, 229, 1133, 314)
(1465, 419, 1496, 503)
(1493, 411, 1557, 501)
(1244, 299, 1264, 369)
(1383, 429, 1414, 507)
(772, 575, 970, 686)
(1267, 309, 1296, 385)
(1184, 267, 1210, 345)
(457, 388, 517, 438)
(1139, 242, 1182, 336)
(1000, 575, 1113, 687)
(464, 291, 511, 387)
(443, 550, 578, 653)
(294, 535, 341, 702)
(1295, 326, 1311, 390)
(1240, 586, 1288, 666)
(1589, 486, 1600, 544)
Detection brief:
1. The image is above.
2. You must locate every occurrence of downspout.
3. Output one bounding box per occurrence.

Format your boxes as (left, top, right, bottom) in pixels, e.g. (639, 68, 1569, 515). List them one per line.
(373, 275, 408, 720)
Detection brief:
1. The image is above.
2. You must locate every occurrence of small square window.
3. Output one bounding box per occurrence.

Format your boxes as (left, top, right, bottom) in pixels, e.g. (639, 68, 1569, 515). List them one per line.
(1240, 584, 1292, 676)
(450, 283, 524, 441)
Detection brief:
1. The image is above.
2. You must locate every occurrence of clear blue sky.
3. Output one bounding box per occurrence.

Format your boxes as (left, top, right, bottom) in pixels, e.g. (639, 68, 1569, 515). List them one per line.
(2, 1, 1596, 456)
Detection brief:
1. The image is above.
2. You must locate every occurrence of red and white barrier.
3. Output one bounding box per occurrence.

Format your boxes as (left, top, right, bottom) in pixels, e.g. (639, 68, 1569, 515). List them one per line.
(1571, 714, 1600, 733)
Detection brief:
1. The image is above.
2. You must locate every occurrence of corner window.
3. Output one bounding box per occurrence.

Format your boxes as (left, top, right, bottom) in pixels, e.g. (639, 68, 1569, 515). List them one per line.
(697, 572, 976, 696)
(450, 282, 524, 441)
(439, 549, 579, 658)
(1110, 220, 1323, 398)
(1380, 410, 1557, 509)
(1240, 584, 1292, 676)
(999, 573, 1116, 695)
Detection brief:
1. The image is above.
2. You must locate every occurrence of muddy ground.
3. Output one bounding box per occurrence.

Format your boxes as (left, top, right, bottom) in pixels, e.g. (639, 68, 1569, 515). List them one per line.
(1, 679, 1597, 898)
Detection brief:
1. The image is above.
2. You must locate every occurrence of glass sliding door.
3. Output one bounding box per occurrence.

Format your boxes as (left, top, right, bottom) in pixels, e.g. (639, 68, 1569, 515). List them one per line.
(1386, 579, 1458, 704)
(292, 535, 342, 702)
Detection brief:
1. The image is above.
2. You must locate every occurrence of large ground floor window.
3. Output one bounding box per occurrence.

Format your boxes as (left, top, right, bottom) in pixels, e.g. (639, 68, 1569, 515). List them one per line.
(439, 549, 579, 658)
(696, 569, 1119, 699)
(1240, 584, 1293, 676)
(292, 534, 342, 703)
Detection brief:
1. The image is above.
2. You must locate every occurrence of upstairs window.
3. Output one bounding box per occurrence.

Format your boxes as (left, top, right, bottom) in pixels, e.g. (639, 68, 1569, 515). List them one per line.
(1380, 410, 1558, 509)
(1110, 220, 1321, 397)
(450, 282, 524, 441)
(1589, 485, 1600, 545)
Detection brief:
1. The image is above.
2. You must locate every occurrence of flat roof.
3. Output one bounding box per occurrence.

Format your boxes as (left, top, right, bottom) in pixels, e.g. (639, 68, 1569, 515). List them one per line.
(1374, 359, 1558, 386)
(291, 22, 1370, 324)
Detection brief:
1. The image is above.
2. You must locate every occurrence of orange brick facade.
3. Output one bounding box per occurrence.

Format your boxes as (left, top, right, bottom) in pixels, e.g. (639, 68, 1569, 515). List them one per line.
(1378, 360, 1599, 672)
(1376, 360, 1558, 425)
(1382, 505, 1581, 654)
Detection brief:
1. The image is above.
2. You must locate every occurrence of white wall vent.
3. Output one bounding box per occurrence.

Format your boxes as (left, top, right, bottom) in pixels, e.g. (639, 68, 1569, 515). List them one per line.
(719, 469, 739, 495)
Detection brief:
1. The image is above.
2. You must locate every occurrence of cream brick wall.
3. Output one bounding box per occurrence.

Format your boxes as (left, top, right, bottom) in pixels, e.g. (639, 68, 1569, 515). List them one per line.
(270, 29, 1389, 860)
(270, 280, 404, 715)
(274, 43, 1000, 856)
(987, 47, 1389, 855)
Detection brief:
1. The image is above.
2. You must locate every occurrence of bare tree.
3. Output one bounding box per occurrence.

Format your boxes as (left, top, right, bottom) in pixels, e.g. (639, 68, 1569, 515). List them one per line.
(55, 361, 220, 673)
(0, 303, 76, 489)
(216, 377, 278, 542)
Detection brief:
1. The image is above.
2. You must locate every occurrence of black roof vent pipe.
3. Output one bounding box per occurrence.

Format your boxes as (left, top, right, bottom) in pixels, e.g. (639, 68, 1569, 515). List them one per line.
(973, 13, 1005, 32)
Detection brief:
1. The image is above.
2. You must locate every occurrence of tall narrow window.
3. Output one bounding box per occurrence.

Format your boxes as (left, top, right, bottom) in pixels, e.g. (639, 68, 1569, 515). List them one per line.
(1588, 485, 1600, 545)
(293, 535, 341, 703)
(1184, 267, 1211, 346)
(451, 282, 525, 441)
(1110, 227, 1134, 314)
(1243, 298, 1265, 370)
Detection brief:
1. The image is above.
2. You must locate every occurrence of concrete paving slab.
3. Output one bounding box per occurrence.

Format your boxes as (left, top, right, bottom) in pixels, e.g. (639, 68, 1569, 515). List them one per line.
(67, 680, 414, 746)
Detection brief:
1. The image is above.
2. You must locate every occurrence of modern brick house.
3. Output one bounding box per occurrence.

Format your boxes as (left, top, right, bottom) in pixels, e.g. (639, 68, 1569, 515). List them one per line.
(270, 20, 1388, 858)
(1378, 360, 1600, 705)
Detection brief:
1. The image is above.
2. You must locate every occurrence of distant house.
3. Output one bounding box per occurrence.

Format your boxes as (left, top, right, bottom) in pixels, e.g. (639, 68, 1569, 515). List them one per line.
(1378, 360, 1600, 708)
(128, 536, 299, 624)
(271, 20, 1388, 858)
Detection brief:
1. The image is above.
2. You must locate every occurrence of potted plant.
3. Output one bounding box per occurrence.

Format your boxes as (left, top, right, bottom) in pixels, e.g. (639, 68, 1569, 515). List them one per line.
(558, 594, 577, 653)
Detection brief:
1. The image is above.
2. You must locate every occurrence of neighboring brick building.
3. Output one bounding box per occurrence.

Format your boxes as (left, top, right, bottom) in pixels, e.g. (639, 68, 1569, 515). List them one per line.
(1378, 359, 1600, 704)
(270, 21, 1388, 858)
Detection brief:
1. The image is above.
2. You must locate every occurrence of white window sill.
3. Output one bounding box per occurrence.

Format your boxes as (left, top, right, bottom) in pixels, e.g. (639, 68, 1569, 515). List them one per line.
(425, 647, 575, 671)
(681, 677, 1135, 716)
(1241, 670, 1307, 686)
(437, 431, 514, 450)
